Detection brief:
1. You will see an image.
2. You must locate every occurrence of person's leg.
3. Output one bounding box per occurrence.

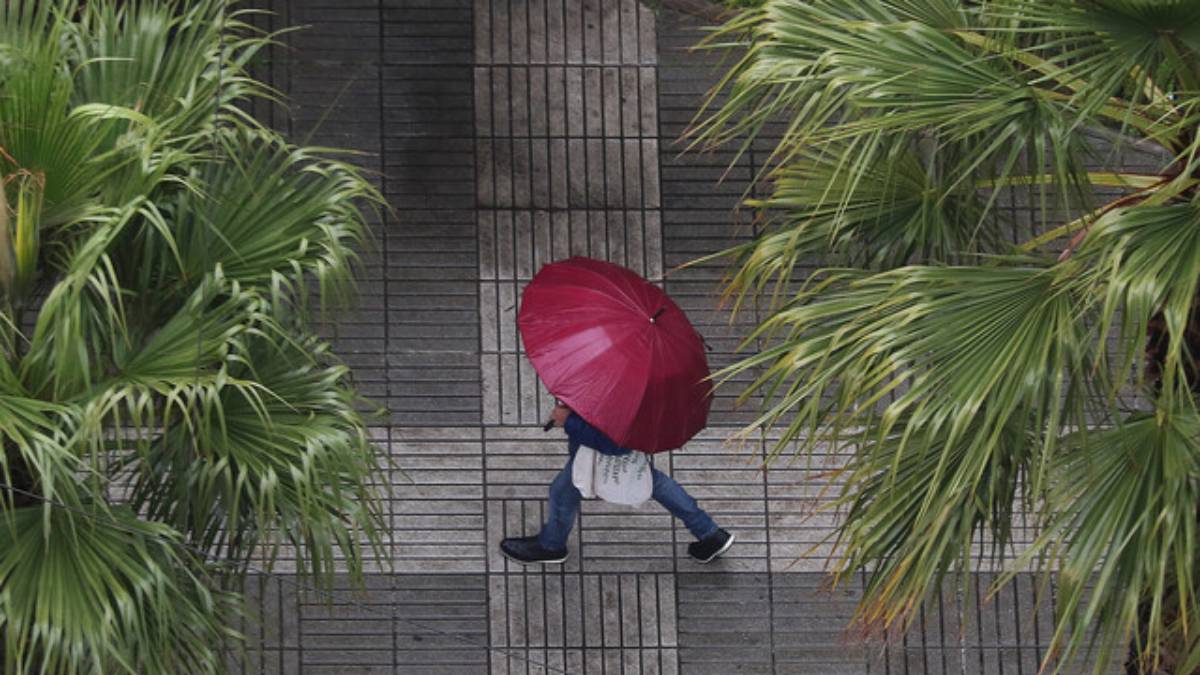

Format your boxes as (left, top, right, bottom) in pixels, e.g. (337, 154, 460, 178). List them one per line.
(651, 466, 719, 541)
(537, 459, 582, 550)
(651, 466, 735, 563)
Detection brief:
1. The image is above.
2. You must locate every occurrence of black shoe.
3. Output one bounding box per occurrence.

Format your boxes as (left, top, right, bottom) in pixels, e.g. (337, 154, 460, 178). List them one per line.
(688, 529, 734, 564)
(500, 536, 568, 565)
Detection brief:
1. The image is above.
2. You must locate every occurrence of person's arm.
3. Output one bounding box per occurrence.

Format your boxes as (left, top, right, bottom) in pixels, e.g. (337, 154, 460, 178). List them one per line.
(564, 413, 629, 456)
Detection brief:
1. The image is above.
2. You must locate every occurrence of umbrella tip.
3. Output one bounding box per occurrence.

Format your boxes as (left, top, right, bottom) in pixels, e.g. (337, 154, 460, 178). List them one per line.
(650, 307, 666, 324)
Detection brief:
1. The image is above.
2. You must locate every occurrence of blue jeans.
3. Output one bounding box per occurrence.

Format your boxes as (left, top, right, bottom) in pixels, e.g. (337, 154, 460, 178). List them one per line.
(537, 453, 720, 550)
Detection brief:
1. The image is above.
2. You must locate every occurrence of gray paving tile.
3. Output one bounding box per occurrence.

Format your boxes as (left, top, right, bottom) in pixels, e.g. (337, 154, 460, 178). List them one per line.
(677, 573, 774, 673)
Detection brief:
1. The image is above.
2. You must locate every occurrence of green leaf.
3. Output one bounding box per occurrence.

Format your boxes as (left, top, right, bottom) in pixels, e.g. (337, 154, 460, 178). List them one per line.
(0, 3, 388, 672)
(697, 0, 1200, 670)
(714, 138, 991, 313)
(161, 130, 379, 307)
(718, 264, 1088, 636)
(67, 0, 270, 141)
(1014, 409, 1200, 674)
(1071, 203, 1200, 403)
(0, 504, 239, 675)
(121, 331, 387, 580)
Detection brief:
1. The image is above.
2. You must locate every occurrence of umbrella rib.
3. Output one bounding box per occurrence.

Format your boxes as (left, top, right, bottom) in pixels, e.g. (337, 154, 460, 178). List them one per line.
(566, 261, 653, 317)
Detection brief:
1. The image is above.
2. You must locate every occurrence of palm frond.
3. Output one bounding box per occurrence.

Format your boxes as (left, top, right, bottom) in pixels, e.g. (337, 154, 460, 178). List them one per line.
(833, 415, 1031, 629)
(67, 0, 271, 142)
(0, 390, 82, 512)
(1070, 202, 1200, 402)
(110, 268, 264, 389)
(710, 138, 991, 314)
(698, 0, 1200, 670)
(0, 503, 239, 675)
(0, 1, 65, 53)
(158, 130, 380, 307)
(719, 264, 1089, 629)
(1015, 409, 1200, 674)
(121, 330, 386, 579)
(986, 0, 1200, 146)
(0, 18, 141, 228)
(19, 202, 145, 399)
(0, 4, 388, 671)
(695, 1, 1093, 202)
(727, 265, 1086, 459)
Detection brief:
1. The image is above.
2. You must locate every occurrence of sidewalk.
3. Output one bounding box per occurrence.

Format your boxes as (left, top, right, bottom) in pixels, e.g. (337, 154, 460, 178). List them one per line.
(232, 2, 1066, 673)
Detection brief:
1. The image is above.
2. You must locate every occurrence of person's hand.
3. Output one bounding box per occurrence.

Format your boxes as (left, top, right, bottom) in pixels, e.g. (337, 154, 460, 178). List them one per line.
(550, 403, 571, 428)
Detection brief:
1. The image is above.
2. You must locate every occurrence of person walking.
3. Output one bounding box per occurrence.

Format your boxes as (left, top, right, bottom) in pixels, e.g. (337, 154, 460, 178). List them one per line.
(499, 403, 735, 565)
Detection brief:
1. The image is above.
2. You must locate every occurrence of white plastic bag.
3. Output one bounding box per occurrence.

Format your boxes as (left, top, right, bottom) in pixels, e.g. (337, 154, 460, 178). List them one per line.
(571, 445, 652, 506)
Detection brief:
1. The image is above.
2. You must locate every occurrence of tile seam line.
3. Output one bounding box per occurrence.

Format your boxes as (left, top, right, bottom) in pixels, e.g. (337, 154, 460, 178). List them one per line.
(373, 4, 397, 673)
(473, 2, 498, 674)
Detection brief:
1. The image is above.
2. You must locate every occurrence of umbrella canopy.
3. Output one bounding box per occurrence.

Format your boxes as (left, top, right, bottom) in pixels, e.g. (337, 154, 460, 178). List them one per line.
(517, 257, 711, 453)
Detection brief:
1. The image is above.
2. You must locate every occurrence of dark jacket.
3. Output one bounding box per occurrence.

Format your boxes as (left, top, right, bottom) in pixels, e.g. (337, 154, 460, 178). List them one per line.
(564, 413, 631, 457)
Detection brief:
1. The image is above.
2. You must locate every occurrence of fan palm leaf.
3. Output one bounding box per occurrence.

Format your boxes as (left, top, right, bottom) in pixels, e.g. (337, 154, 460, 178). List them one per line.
(1014, 408, 1200, 673)
(0, 504, 238, 674)
(697, 0, 1200, 670)
(0, 1, 388, 672)
(160, 130, 375, 304)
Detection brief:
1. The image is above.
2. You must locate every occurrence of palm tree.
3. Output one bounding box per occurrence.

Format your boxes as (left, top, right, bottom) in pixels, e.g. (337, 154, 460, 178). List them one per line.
(0, 1, 386, 672)
(693, 1, 1200, 672)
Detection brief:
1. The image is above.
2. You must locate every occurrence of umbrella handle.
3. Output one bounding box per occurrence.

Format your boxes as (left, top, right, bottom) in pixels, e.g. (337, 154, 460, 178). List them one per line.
(544, 398, 564, 432)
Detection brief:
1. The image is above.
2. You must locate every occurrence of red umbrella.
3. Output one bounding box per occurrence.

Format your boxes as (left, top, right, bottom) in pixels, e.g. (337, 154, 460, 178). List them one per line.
(517, 257, 711, 453)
